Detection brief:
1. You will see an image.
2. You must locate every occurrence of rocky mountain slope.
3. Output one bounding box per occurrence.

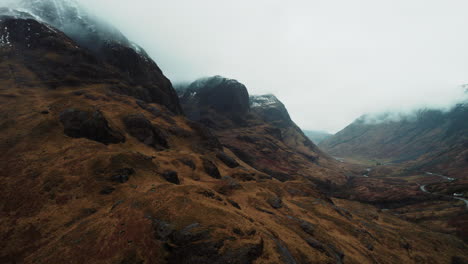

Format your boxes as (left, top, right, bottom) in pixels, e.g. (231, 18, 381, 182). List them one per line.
(6, 0, 182, 114)
(0, 1, 467, 263)
(320, 103, 468, 179)
(177, 77, 347, 187)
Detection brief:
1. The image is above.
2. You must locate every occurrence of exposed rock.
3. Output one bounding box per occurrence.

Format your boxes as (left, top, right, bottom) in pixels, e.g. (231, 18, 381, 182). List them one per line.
(178, 158, 196, 170)
(250, 94, 292, 127)
(153, 219, 175, 240)
(59, 109, 125, 145)
(154, 220, 263, 264)
(305, 237, 327, 252)
(111, 168, 135, 183)
(228, 199, 241, 209)
(100, 186, 115, 195)
(198, 190, 223, 201)
(298, 219, 315, 235)
(233, 228, 244, 236)
(179, 76, 250, 120)
(216, 152, 239, 168)
(122, 114, 168, 149)
(263, 169, 292, 182)
(231, 172, 256, 182)
(189, 121, 222, 151)
(263, 127, 283, 141)
(161, 170, 180, 185)
(202, 158, 221, 179)
(267, 196, 283, 209)
(227, 146, 257, 167)
(304, 238, 344, 263)
(273, 238, 297, 264)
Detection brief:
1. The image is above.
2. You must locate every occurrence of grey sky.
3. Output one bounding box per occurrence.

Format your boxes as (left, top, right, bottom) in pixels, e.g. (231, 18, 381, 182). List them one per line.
(24, 1, 468, 132)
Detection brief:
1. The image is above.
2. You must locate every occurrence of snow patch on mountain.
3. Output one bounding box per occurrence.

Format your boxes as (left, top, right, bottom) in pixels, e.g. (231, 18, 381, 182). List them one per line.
(250, 94, 280, 108)
(2, 0, 147, 56)
(0, 25, 10, 47)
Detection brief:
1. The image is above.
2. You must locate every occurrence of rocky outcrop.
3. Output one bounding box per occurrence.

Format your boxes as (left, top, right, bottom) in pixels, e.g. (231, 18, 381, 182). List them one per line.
(161, 170, 180, 185)
(216, 152, 240, 168)
(151, 220, 263, 264)
(122, 114, 169, 149)
(177, 76, 250, 125)
(250, 94, 292, 127)
(202, 158, 221, 179)
(59, 109, 125, 144)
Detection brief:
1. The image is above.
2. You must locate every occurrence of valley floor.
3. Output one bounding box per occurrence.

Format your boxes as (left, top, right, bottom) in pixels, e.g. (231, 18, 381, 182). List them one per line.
(334, 156, 468, 242)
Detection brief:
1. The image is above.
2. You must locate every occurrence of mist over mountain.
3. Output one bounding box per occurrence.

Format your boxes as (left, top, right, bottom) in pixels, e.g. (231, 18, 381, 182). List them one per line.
(30, 0, 468, 133)
(303, 130, 333, 144)
(320, 101, 468, 177)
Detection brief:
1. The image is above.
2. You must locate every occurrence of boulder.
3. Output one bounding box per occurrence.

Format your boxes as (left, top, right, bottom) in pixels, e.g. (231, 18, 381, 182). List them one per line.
(59, 109, 125, 145)
(216, 152, 239, 168)
(202, 158, 221, 179)
(111, 168, 135, 183)
(162, 170, 180, 185)
(267, 196, 283, 209)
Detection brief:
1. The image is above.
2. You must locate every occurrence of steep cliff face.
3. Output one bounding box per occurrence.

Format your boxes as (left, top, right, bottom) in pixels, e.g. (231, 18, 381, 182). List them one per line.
(8, 0, 183, 114)
(178, 76, 250, 126)
(320, 103, 468, 178)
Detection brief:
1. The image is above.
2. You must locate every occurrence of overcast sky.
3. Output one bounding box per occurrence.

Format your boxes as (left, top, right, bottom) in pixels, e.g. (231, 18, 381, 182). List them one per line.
(73, 1, 468, 131)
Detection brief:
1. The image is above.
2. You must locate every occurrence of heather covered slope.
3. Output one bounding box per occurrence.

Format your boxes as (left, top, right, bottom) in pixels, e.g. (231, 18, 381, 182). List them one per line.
(320, 104, 468, 179)
(0, 4, 468, 264)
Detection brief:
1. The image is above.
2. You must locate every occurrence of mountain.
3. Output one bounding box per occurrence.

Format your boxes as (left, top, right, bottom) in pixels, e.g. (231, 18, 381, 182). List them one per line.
(1, 1, 467, 263)
(303, 130, 333, 144)
(320, 103, 468, 178)
(177, 77, 347, 187)
(8, 0, 183, 114)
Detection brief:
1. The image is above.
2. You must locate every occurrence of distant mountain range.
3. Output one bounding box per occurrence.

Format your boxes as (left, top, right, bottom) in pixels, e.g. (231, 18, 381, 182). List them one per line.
(320, 102, 468, 178)
(303, 130, 333, 144)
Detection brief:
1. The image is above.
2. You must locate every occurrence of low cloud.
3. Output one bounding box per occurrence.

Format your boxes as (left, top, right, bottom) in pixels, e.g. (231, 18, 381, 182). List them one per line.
(2, 0, 468, 133)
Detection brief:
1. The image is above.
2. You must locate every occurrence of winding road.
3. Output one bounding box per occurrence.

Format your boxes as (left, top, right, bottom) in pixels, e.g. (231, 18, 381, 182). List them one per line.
(419, 172, 468, 209)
